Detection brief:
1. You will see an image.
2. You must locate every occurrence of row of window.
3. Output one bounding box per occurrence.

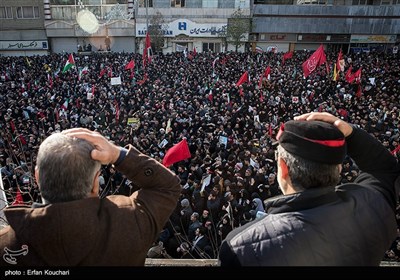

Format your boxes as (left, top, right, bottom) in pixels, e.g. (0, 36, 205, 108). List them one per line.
(254, 0, 400, 4)
(0, 6, 39, 19)
(49, 0, 246, 8)
(50, 0, 128, 4)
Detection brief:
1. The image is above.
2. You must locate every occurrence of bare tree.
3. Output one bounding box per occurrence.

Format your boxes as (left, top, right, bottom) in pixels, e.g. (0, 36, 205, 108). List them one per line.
(218, 25, 228, 52)
(148, 11, 168, 52)
(226, 8, 251, 52)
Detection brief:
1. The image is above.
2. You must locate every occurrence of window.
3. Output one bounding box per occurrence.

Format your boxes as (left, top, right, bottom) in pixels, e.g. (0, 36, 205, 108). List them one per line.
(203, 0, 218, 8)
(256, 0, 293, 4)
(82, 0, 101, 5)
(0, 7, 12, 19)
(203, 42, 221, 52)
(49, 0, 75, 4)
(103, 0, 128, 4)
(171, 0, 185, 8)
(16, 6, 39, 19)
(297, 0, 327, 4)
(352, 0, 373, 4)
(138, 0, 153, 7)
(51, 6, 75, 19)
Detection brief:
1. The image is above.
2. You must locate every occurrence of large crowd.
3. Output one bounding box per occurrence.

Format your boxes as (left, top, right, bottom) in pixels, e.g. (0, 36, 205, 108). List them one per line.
(0, 48, 399, 261)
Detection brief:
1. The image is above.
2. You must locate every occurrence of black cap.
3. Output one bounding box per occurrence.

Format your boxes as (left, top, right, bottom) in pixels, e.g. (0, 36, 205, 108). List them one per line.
(276, 120, 346, 164)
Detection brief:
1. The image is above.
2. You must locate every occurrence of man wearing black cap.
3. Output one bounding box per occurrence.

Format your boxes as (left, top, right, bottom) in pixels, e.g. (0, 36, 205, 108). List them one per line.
(219, 112, 400, 266)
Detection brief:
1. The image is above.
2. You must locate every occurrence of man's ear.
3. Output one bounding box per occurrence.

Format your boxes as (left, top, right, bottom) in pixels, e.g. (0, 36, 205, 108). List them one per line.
(90, 170, 100, 197)
(34, 166, 40, 189)
(279, 158, 289, 180)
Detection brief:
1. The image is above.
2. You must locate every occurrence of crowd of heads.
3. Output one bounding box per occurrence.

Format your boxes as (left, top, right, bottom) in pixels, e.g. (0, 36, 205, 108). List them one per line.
(0, 48, 399, 260)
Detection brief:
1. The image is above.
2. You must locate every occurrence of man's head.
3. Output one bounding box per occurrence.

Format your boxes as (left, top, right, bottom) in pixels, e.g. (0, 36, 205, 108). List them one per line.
(276, 120, 346, 164)
(275, 120, 346, 194)
(35, 132, 101, 203)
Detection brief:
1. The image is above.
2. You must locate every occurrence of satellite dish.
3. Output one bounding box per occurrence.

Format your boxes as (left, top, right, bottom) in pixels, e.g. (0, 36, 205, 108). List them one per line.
(76, 9, 99, 34)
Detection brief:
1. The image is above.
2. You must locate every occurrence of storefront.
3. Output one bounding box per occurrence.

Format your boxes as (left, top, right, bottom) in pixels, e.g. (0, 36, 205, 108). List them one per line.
(0, 39, 49, 56)
(136, 19, 227, 54)
(349, 35, 397, 53)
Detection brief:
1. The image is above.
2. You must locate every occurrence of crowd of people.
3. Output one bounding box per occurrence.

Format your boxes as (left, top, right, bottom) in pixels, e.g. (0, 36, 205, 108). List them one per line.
(0, 47, 399, 262)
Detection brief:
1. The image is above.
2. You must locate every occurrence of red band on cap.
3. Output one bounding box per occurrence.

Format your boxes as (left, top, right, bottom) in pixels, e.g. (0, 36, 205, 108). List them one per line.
(303, 137, 345, 147)
(276, 123, 345, 147)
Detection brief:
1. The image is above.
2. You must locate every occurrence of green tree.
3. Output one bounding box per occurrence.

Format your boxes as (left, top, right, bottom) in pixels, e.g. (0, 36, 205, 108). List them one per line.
(226, 8, 251, 52)
(148, 11, 168, 52)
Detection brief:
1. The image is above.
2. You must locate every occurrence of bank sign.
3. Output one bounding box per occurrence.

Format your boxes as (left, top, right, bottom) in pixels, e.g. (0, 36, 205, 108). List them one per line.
(0, 40, 48, 50)
(136, 19, 227, 37)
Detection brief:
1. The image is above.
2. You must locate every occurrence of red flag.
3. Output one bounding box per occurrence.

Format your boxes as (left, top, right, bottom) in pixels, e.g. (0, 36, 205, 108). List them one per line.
(354, 67, 362, 84)
(99, 67, 107, 78)
(347, 67, 361, 84)
(125, 60, 135, 70)
(345, 65, 353, 83)
(162, 139, 191, 167)
(391, 144, 400, 155)
(302, 45, 326, 78)
(208, 90, 213, 102)
(10, 120, 15, 132)
(12, 188, 24, 205)
(143, 32, 152, 67)
(282, 51, 293, 65)
(193, 47, 197, 56)
(19, 135, 27, 145)
(236, 71, 249, 87)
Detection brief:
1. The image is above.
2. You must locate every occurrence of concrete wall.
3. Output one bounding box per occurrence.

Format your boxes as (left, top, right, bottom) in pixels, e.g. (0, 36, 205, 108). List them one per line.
(0, 30, 47, 41)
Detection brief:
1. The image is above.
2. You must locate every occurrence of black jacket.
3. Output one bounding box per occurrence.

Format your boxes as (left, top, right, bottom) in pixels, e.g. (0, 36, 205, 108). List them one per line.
(219, 127, 400, 266)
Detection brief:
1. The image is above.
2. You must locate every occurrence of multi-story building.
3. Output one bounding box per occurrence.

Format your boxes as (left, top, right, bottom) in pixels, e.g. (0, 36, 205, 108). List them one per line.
(251, 0, 400, 53)
(0, 0, 48, 56)
(135, 0, 250, 53)
(1, 0, 399, 56)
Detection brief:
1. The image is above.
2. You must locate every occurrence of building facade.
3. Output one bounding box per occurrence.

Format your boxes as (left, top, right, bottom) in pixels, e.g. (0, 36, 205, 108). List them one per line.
(251, 0, 400, 53)
(44, 0, 136, 53)
(135, 0, 250, 54)
(0, 0, 48, 56)
(1, 0, 399, 56)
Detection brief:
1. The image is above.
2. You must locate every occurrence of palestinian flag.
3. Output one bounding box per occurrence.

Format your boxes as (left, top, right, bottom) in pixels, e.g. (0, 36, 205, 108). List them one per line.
(62, 54, 75, 73)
